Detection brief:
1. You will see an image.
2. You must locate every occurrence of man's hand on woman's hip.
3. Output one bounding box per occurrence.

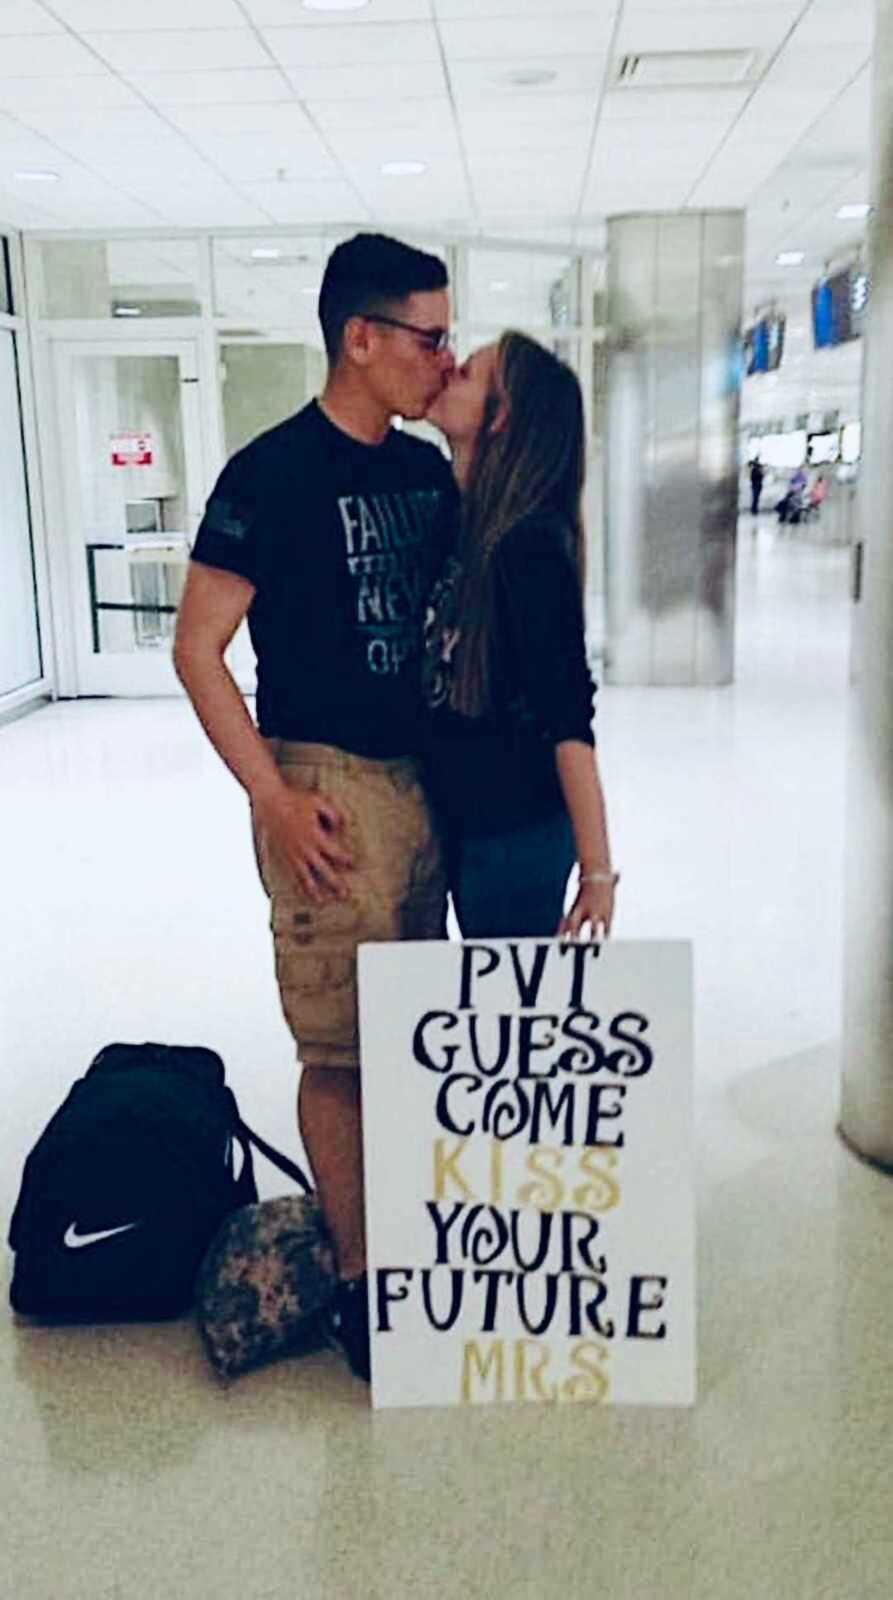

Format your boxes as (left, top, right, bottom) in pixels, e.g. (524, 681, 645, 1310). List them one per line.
(252, 782, 353, 903)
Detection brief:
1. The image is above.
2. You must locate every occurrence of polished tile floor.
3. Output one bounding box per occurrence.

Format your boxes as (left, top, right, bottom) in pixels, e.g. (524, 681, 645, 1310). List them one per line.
(2, 527, 891, 1600)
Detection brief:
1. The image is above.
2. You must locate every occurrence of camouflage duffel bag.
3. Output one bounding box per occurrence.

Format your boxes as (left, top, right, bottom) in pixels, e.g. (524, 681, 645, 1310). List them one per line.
(196, 1192, 338, 1378)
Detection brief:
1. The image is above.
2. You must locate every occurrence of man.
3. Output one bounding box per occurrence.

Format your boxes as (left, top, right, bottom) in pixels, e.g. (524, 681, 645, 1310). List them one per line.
(173, 234, 457, 1381)
(749, 456, 764, 518)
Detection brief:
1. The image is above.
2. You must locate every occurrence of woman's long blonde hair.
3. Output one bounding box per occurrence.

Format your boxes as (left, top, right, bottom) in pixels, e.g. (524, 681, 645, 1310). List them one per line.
(451, 330, 587, 717)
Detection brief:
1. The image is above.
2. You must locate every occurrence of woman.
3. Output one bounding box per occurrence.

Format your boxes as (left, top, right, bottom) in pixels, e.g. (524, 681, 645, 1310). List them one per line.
(423, 330, 616, 942)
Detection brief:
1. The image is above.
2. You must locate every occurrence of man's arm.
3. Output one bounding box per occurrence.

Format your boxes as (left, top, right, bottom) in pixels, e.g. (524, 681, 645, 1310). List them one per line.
(173, 562, 352, 902)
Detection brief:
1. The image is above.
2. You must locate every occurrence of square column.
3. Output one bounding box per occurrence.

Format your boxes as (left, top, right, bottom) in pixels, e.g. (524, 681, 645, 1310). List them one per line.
(604, 211, 745, 686)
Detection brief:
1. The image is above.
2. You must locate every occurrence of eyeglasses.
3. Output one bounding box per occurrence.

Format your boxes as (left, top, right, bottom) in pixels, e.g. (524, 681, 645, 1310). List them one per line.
(362, 313, 453, 354)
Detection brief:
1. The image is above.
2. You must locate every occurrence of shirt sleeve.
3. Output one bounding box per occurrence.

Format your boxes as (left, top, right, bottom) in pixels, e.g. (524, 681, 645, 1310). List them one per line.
(495, 516, 596, 747)
(190, 447, 263, 587)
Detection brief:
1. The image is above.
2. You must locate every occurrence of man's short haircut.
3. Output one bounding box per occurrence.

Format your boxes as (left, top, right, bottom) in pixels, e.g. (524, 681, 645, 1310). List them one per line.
(318, 232, 449, 364)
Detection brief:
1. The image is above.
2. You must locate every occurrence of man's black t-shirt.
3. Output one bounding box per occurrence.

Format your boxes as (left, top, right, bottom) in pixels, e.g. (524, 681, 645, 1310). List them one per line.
(190, 401, 458, 758)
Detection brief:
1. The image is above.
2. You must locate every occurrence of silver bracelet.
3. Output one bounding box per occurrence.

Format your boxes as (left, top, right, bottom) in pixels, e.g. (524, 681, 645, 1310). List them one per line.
(579, 869, 620, 887)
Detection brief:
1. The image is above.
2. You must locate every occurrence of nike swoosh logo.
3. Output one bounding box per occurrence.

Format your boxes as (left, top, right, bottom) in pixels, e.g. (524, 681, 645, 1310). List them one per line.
(63, 1222, 140, 1250)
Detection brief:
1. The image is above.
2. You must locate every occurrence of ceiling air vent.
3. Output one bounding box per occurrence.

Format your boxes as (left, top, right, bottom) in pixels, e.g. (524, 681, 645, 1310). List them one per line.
(614, 50, 759, 88)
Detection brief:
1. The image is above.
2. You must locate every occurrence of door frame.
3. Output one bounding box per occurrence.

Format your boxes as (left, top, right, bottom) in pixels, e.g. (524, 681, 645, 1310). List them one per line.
(49, 334, 205, 698)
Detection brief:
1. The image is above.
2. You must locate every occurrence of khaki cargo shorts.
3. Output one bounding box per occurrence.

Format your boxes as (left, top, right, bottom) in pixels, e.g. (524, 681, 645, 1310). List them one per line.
(253, 741, 446, 1070)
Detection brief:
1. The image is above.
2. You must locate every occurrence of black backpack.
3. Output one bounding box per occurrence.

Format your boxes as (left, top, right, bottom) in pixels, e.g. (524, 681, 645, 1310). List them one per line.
(7, 1042, 312, 1322)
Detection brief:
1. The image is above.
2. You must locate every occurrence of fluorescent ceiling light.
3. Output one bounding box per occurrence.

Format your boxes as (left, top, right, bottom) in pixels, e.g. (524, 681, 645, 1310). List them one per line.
(836, 203, 872, 221)
(301, 286, 318, 295)
(381, 160, 426, 177)
(13, 169, 59, 182)
(776, 251, 805, 266)
(113, 306, 142, 317)
(489, 280, 511, 291)
(303, 0, 369, 10)
(251, 247, 282, 259)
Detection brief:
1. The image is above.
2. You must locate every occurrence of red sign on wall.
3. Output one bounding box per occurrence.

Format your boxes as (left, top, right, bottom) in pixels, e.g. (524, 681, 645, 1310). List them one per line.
(110, 431, 153, 467)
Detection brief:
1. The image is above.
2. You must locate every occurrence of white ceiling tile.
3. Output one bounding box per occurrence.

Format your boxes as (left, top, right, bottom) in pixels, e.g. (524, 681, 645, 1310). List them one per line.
(359, 181, 470, 210)
(763, 43, 870, 90)
(261, 22, 440, 67)
(151, 196, 276, 226)
(434, 0, 611, 15)
(464, 124, 593, 158)
(14, 106, 180, 142)
(601, 87, 750, 123)
(793, 0, 875, 48)
(307, 96, 455, 133)
(323, 125, 462, 162)
(0, 1, 62, 30)
(128, 70, 290, 106)
(0, 32, 105, 73)
(47, 0, 246, 27)
(0, 186, 64, 226)
(86, 30, 272, 75)
(733, 88, 839, 141)
(343, 157, 468, 194)
(285, 61, 447, 100)
(594, 121, 733, 162)
(460, 94, 596, 133)
(450, 56, 608, 100)
(188, 137, 340, 183)
(242, 0, 431, 22)
(616, 5, 803, 55)
(167, 102, 320, 140)
(0, 73, 142, 111)
(239, 176, 367, 221)
(621, 0, 765, 7)
(440, 14, 617, 59)
(476, 174, 583, 209)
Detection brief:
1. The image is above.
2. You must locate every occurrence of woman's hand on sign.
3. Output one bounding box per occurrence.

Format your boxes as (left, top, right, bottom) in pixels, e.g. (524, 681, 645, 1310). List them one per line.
(558, 874, 616, 943)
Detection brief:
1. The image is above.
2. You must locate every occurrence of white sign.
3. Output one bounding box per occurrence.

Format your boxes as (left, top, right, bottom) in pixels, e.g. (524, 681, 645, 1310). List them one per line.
(358, 939, 695, 1412)
(110, 431, 153, 467)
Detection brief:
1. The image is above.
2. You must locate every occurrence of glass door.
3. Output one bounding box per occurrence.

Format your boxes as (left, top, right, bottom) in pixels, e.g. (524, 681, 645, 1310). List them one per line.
(53, 338, 205, 696)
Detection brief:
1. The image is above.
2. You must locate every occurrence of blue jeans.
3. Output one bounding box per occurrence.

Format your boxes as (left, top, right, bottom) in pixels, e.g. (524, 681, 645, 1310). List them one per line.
(450, 810, 576, 939)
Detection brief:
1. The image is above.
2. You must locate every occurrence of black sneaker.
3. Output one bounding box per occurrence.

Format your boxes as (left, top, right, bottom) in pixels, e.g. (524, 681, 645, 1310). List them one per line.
(328, 1274, 371, 1382)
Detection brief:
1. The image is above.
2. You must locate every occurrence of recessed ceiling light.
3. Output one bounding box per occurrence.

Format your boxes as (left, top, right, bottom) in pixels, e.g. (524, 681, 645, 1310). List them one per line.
(776, 251, 805, 266)
(303, 0, 369, 10)
(489, 280, 511, 291)
(381, 160, 426, 177)
(505, 68, 558, 88)
(113, 306, 142, 317)
(301, 286, 318, 295)
(14, 169, 59, 182)
(251, 247, 282, 259)
(836, 203, 872, 221)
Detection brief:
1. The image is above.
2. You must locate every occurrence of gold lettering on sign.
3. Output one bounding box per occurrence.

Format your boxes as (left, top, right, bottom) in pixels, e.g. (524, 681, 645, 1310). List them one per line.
(461, 1339, 506, 1403)
(516, 1146, 564, 1212)
(514, 1339, 558, 1404)
(460, 1339, 611, 1405)
(490, 1138, 504, 1206)
(572, 1149, 621, 1214)
(433, 1138, 474, 1201)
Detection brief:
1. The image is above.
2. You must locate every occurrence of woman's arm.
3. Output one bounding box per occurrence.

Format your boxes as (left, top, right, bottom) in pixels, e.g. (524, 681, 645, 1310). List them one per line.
(555, 740, 617, 940)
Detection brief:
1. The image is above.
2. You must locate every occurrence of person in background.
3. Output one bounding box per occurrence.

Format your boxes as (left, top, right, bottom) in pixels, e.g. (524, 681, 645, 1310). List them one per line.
(749, 456, 765, 517)
(173, 233, 458, 1383)
(810, 473, 828, 517)
(423, 330, 616, 943)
